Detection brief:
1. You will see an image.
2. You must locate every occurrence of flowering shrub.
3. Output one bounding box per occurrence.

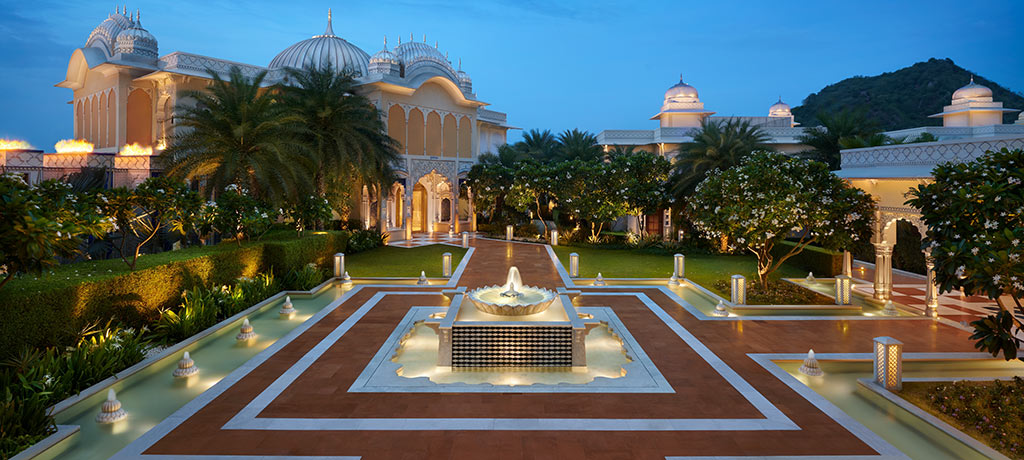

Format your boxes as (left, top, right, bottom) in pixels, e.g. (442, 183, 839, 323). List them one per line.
(906, 148, 1024, 361)
(99, 177, 200, 270)
(689, 152, 875, 287)
(283, 195, 333, 236)
(213, 185, 275, 245)
(0, 174, 108, 290)
(904, 378, 1024, 459)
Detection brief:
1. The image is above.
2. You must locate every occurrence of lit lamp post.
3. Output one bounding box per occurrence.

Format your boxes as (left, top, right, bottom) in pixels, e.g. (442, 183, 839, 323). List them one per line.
(834, 275, 852, 305)
(569, 253, 579, 277)
(674, 254, 685, 279)
(333, 253, 345, 278)
(550, 229, 559, 246)
(730, 275, 746, 305)
(442, 252, 452, 277)
(873, 336, 903, 391)
(506, 225, 513, 241)
(462, 232, 469, 248)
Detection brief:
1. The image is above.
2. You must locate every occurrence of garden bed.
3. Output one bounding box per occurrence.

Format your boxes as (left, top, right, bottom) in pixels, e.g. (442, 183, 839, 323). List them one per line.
(901, 379, 1024, 459)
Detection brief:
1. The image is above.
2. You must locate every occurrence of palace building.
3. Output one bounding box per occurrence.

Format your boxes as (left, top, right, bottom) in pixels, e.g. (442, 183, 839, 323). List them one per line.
(4, 8, 513, 238)
(597, 77, 807, 158)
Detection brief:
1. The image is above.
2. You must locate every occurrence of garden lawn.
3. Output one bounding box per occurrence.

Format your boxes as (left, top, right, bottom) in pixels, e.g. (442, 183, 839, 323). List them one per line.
(345, 245, 468, 278)
(550, 245, 809, 296)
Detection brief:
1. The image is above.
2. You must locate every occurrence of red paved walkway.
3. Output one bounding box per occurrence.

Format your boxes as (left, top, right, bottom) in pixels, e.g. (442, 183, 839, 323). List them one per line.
(129, 237, 984, 459)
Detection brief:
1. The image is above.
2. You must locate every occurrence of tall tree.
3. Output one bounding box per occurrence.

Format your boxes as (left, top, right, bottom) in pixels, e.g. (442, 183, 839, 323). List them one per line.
(556, 128, 603, 162)
(797, 110, 878, 170)
(670, 118, 771, 199)
(514, 129, 560, 162)
(162, 66, 310, 205)
(278, 63, 401, 214)
(610, 151, 671, 234)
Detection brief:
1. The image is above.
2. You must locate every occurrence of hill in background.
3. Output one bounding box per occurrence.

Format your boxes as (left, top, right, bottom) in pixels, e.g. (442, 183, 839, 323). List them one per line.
(792, 58, 1024, 131)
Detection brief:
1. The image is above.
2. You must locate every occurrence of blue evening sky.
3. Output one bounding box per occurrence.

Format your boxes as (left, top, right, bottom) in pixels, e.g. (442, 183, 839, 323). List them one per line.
(1, 0, 1022, 151)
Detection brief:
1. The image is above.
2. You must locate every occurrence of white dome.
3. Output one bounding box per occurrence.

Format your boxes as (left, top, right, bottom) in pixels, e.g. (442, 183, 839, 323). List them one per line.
(395, 39, 452, 71)
(269, 10, 369, 76)
(768, 97, 791, 117)
(115, 12, 158, 59)
(665, 77, 699, 102)
(952, 76, 993, 102)
(86, 8, 133, 56)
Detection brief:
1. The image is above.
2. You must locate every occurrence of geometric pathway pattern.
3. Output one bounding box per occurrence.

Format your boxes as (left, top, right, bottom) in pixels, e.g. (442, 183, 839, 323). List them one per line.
(114, 237, 980, 459)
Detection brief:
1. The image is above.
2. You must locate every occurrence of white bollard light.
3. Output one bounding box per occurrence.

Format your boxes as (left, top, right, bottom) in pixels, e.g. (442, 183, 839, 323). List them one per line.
(442, 252, 452, 277)
(461, 232, 469, 248)
(834, 275, 852, 305)
(506, 225, 514, 241)
(333, 253, 345, 278)
(674, 254, 685, 279)
(873, 336, 904, 391)
(843, 251, 853, 277)
(569, 253, 579, 278)
(730, 275, 746, 305)
(551, 229, 559, 246)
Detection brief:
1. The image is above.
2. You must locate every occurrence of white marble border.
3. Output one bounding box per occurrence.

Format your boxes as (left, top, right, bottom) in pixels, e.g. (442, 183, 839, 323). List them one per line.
(347, 306, 674, 393)
(217, 289, 796, 431)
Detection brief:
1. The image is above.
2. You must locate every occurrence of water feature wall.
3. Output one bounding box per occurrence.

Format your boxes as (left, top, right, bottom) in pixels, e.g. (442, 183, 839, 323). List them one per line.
(451, 324, 573, 367)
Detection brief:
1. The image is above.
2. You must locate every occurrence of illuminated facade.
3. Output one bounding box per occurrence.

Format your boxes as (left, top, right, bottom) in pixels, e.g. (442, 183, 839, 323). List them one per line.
(597, 77, 806, 158)
(17, 8, 513, 236)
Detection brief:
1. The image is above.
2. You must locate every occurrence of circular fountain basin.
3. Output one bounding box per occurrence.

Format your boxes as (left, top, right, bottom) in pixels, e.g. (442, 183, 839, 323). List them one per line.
(467, 285, 557, 316)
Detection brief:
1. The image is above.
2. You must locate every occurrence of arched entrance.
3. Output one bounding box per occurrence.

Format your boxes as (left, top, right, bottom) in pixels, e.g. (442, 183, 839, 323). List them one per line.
(871, 209, 939, 317)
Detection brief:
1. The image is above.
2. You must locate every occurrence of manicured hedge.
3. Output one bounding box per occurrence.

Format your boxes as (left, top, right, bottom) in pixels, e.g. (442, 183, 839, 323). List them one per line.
(770, 240, 843, 277)
(0, 231, 349, 352)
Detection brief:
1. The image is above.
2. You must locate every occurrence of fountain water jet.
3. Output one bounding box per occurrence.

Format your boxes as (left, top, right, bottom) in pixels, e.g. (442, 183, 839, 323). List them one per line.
(467, 266, 556, 316)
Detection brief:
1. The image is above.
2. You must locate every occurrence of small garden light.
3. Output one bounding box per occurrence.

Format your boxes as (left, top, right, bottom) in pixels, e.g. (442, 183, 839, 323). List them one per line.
(569, 253, 579, 277)
(834, 275, 852, 305)
(333, 253, 345, 278)
(873, 336, 903, 391)
(442, 252, 452, 277)
(730, 275, 746, 305)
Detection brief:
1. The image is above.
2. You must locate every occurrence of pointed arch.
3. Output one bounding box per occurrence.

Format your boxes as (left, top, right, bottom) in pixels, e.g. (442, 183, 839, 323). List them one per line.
(425, 111, 442, 156)
(126, 89, 153, 146)
(442, 113, 457, 158)
(84, 97, 93, 144)
(458, 116, 472, 158)
(98, 92, 108, 147)
(407, 108, 424, 156)
(387, 105, 407, 154)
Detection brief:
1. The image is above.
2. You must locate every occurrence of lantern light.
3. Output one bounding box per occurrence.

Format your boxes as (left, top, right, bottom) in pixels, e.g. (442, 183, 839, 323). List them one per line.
(873, 336, 903, 391)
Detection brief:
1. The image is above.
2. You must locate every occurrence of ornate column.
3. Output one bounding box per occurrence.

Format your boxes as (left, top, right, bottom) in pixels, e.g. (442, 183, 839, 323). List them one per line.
(451, 177, 460, 233)
(404, 185, 413, 240)
(468, 186, 477, 232)
(873, 243, 893, 301)
(361, 186, 371, 230)
(923, 249, 939, 318)
(378, 186, 387, 232)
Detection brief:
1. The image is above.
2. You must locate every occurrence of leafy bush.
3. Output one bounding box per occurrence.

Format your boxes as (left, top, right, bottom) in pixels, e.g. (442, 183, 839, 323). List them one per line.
(213, 186, 275, 244)
(712, 279, 832, 305)
(347, 229, 385, 253)
(152, 273, 278, 345)
(903, 378, 1024, 459)
(284, 264, 325, 291)
(0, 323, 149, 459)
(0, 231, 348, 353)
(770, 241, 843, 277)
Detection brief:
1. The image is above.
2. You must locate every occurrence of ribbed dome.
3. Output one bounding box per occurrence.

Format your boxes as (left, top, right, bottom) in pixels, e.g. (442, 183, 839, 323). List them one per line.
(115, 12, 158, 59)
(665, 77, 699, 102)
(86, 8, 133, 56)
(952, 76, 993, 102)
(395, 39, 452, 70)
(369, 41, 398, 65)
(269, 10, 369, 76)
(768, 97, 792, 117)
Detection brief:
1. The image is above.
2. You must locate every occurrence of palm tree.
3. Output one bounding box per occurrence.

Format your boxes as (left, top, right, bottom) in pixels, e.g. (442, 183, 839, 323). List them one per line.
(479, 144, 527, 168)
(514, 129, 560, 162)
(278, 63, 401, 215)
(163, 66, 310, 205)
(797, 110, 878, 170)
(839, 132, 892, 149)
(555, 128, 602, 162)
(670, 118, 771, 199)
(606, 145, 641, 158)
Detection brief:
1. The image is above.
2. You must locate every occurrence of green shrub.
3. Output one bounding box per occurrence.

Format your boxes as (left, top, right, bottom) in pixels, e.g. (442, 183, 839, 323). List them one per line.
(770, 240, 843, 277)
(0, 231, 348, 353)
(284, 264, 325, 291)
(346, 229, 384, 253)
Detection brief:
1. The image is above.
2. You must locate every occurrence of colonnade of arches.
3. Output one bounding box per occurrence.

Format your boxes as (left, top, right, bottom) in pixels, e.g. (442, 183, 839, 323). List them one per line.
(870, 212, 940, 317)
(359, 170, 477, 238)
(386, 105, 473, 158)
(74, 88, 153, 149)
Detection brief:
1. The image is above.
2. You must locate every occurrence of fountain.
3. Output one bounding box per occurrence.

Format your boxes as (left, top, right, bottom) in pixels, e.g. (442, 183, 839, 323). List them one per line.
(882, 300, 898, 316)
(712, 300, 730, 317)
(799, 349, 824, 376)
(172, 352, 199, 378)
(341, 272, 353, 285)
(279, 296, 296, 318)
(236, 318, 256, 341)
(466, 266, 557, 316)
(417, 271, 429, 285)
(95, 389, 127, 424)
(426, 266, 597, 369)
